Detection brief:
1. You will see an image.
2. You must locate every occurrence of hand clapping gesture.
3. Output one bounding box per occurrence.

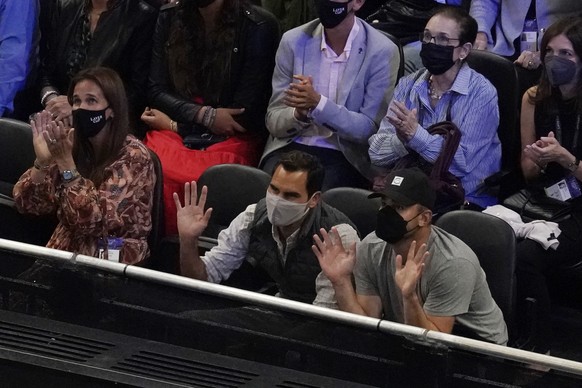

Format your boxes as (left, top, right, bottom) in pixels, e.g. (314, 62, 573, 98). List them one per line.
(312, 227, 356, 285)
(387, 101, 419, 142)
(395, 241, 429, 298)
(523, 131, 568, 167)
(285, 75, 321, 120)
(30, 110, 74, 167)
(174, 181, 213, 240)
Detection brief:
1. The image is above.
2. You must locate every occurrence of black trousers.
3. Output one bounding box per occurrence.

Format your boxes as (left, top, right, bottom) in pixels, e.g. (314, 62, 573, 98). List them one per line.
(515, 214, 582, 353)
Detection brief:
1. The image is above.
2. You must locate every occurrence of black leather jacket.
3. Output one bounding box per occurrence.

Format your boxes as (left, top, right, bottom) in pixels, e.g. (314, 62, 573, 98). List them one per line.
(40, 0, 158, 116)
(148, 3, 279, 134)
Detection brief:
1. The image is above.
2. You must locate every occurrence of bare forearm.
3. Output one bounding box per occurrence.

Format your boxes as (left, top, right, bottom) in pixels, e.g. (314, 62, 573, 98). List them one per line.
(402, 294, 440, 331)
(179, 236, 208, 281)
(333, 279, 370, 316)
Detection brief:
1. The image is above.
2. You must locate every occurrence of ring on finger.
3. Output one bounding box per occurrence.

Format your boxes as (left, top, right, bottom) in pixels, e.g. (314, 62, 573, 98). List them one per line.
(49, 138, 57, 144)
(527, 60, 534, 68)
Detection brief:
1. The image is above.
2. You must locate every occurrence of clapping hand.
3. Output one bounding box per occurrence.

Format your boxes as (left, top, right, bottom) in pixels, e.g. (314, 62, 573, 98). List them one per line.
(284, 75, 321, 120)
(30, 111, 54, 165)
(174, 181, 213, 240)
(523, 131, 565, 166)
(395, 241, 429, 298)
(387, 101, 419, 141)
(312, 227, 356, 285)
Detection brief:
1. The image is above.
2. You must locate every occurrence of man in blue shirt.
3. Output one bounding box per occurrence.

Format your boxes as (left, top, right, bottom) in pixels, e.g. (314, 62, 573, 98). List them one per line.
(0, 0, 38, 117)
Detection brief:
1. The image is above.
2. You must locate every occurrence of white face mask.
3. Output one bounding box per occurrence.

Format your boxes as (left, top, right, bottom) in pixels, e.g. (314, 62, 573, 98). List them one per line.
(265, 190, 311, 226)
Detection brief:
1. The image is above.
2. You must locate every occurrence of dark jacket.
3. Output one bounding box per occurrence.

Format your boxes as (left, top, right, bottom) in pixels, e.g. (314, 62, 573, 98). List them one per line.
(148, 3, 279, 135)
(247, 199, 356, 304)
(39, 0, 157, 117)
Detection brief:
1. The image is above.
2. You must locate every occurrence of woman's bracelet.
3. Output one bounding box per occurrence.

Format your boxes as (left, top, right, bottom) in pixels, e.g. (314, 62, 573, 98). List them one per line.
(34, 159, 51, 171)
(202, 106, 216, 129)
(169, 120, 177, 133)
(207, 107, 217, 129)
(41, 90, 58, 107)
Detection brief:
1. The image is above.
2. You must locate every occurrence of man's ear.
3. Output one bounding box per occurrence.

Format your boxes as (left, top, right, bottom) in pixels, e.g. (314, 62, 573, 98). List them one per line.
(419, 209, 433, 226)
(308, 191, 321, 209)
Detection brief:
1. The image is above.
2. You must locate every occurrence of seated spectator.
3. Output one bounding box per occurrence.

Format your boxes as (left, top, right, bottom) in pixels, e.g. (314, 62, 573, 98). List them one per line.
(0, 0, 38, 118)
(313, 167, 508, 345)
(366, 0, 467, 75)
(144, 0, 279, 236)
(13, 67, 155, 265)
(368, 6, 501, 209)
(515, 16, 582, 354)
(470, 0, 580, 70)
(175, 151, 358, 307)
(39, 0, 157, 127)
(260, 0, 400, 190)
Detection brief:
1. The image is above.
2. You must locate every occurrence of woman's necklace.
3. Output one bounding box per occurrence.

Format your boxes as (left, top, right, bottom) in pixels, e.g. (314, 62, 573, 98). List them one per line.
(428, 76, 443, 100)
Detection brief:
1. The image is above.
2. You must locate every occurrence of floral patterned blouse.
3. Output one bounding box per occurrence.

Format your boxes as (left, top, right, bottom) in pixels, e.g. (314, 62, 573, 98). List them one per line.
(13, 135, 155, 265)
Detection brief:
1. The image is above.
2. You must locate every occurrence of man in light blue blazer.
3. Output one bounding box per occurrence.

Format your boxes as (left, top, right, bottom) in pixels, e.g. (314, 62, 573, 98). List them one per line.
(260, 0, 400, 189)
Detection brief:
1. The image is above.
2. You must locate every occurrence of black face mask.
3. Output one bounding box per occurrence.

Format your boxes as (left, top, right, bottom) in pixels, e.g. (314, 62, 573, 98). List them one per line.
(420, 42, 457, 75)
(73, 107, 109, 138)
(376, 205, 422, 244)
(315, 0, 353, 29)
(545, 55, 578, 86)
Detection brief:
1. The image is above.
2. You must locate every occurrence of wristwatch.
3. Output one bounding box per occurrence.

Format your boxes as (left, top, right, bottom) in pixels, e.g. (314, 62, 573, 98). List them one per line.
(61, 169, 80, 183)
(567, 158, 580, 172)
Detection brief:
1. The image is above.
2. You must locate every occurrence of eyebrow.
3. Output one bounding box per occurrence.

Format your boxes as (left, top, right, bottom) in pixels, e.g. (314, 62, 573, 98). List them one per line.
(73, 93, 99, 99)
(269, 183, 301, 198)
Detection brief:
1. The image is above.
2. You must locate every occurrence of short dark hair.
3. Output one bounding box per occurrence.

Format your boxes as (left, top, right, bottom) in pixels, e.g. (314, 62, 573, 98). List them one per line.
(432, 6, 478, 45)
(273, 151, 325, 197)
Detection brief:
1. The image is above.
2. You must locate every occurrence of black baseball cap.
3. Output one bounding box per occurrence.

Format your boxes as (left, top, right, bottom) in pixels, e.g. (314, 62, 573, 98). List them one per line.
(368, 167, 436, 210)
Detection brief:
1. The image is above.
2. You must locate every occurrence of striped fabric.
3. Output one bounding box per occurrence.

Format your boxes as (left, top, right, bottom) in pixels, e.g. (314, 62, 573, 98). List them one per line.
(368, 64, 501, 207)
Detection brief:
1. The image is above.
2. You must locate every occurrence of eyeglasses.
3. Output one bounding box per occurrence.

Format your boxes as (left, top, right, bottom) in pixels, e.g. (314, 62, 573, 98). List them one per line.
(420, 32, 461, 47)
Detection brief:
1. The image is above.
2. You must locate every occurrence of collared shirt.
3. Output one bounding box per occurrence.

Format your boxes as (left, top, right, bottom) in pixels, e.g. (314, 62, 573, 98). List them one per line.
(201, 203, 360, 308)
(0, 0, 38, 116)
(294, 19, 360, 150)
(368, 64, 501, 207)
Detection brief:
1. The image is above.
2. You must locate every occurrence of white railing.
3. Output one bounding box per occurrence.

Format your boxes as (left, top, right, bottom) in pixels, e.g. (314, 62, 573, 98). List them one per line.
(1, 238, 581, 376)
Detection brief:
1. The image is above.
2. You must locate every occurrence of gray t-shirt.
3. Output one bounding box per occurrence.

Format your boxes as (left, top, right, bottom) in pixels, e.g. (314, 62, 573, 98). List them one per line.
(355, 226, 508, 345)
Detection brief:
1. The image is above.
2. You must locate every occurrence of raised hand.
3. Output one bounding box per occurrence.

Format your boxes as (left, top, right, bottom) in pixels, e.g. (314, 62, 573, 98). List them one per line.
(395, 241, 429, 298)
(44, 119, 75, 165)
(312, 227, 356, 285)
(387, 101, 419, 141)
(174, 181, 213, 240)
(30, 111, 54, 165)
